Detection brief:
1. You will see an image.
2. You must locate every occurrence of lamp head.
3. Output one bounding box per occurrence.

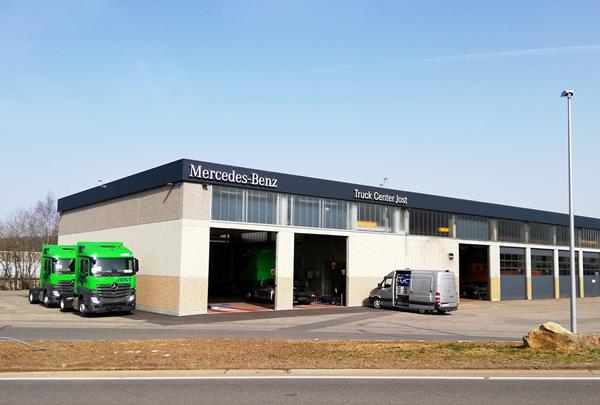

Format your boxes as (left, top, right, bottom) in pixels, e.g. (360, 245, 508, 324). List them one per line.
(561, 89, 574, 98)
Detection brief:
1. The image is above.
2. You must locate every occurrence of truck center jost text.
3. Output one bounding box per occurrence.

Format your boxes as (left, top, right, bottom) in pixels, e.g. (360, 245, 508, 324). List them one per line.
(29, 242, 139, 316)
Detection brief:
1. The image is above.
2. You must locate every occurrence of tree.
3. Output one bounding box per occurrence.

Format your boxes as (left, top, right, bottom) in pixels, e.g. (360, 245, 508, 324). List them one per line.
(0, 192, 58, 289)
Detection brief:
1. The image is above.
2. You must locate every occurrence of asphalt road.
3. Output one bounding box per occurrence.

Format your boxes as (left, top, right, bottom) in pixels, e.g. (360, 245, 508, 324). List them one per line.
(2, 291, 600, 341)
(2, 378, 600, 405)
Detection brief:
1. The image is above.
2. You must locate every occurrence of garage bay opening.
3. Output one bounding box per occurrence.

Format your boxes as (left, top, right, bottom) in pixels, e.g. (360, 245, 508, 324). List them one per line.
(459, 244, 490, 300)
(208, 228, 276, 312)
(293, 234, 347, 306)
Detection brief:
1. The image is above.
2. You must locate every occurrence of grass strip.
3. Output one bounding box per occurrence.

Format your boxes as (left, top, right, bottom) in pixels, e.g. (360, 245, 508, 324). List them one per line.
(1, 339, 600, 372)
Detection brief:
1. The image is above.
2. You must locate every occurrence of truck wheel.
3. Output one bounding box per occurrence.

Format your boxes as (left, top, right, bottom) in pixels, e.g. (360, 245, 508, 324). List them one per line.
(59, 297, 72, 312)
(78, 300, 88, 317)
(42, 291, 50, 307)
(418, 308, 426, 314)
(28, 290, 39, 304)
(372, 298, 382, 309)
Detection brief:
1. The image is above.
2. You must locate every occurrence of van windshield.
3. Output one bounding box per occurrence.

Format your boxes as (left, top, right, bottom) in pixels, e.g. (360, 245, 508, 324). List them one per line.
(90, 258, 134, 276)
(54, 259, 75, 274)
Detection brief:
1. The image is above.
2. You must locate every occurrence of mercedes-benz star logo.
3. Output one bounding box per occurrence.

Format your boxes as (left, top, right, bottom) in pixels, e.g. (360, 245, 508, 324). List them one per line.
(111, 283, 118, 290)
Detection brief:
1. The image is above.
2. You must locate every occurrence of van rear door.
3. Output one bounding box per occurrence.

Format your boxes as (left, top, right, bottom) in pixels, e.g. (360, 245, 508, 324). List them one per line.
(438, 273, 457, 304)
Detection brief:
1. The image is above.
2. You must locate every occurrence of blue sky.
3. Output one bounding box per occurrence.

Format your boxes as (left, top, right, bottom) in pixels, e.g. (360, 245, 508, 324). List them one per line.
(1, 1, 599, 218)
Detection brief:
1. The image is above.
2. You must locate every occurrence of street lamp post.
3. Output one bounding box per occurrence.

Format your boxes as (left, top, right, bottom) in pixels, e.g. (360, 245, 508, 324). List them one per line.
(561, 89, 577, 334)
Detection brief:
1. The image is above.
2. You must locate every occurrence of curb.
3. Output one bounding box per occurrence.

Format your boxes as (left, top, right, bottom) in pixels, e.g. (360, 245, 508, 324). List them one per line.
(1, 368, 599, 379)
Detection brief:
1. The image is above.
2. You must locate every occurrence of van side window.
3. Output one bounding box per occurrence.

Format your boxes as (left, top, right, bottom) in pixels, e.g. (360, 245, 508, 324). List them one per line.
(382, 277, 393, 288)
(412, 277, 432, 292)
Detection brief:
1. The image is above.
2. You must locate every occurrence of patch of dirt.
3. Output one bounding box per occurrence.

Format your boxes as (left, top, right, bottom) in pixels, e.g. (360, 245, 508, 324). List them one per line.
(1, 339, 600, 372)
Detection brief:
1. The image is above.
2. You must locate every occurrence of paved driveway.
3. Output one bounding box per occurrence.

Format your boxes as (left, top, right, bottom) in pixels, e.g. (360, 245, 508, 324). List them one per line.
(1, 290, 599, 341)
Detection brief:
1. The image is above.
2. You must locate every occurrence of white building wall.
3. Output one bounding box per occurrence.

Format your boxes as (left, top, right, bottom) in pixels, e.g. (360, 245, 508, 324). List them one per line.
(179, 219, 211, 315)
(346, 233, 404, 306)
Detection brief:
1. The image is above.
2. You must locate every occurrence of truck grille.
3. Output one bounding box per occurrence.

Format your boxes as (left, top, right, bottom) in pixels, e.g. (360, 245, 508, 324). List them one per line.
(96, 283, 131, 301)
(57, 280, 74, 294)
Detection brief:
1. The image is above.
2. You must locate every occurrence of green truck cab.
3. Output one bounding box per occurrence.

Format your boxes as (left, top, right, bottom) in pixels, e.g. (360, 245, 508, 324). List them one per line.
(28, 245, 77, 307)
(61, 241, 139, 316)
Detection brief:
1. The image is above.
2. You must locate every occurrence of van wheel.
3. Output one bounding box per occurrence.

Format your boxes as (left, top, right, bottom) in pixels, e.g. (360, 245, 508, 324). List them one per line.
(372, 298, 382, 309)
(417, 308, 426, 314)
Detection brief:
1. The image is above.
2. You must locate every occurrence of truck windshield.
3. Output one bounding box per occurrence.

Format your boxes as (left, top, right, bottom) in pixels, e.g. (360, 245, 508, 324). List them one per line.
(90, 258, 134, 276)
(54, 259, 75, 274)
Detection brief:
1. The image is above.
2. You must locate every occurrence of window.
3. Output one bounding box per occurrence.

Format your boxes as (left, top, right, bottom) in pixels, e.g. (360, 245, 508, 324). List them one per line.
(558, 251, 579, 276)
(54, 259, 75, 274)
(247, 190, 277, 224)
(323, 199, 348, 230)
(578, 229, 600, 249)
(500, 247, 525, 275)
(456, 214, 489, 241)
(529, 223, 554, 245)
(412, 277, 432, 292)
(583, 252, 600, 276)
(212, 186, 244, 222)
(90, 258, 134, 276)
(357, 203, 392, 232)
(497, 219, 527, 243)
(409, 209, 450, 237)
(292, 195, 320, 228)
(556, 226, 570, 246)
(382, 277, 393, 288)
(531, 249, 553, 276)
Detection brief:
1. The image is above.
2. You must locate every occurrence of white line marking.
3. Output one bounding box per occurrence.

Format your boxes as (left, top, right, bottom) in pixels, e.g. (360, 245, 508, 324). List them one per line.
(0, 376, 599, 381)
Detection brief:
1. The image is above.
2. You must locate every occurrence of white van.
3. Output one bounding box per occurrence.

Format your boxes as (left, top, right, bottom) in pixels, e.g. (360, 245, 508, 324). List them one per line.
(369, 269, 458, 314)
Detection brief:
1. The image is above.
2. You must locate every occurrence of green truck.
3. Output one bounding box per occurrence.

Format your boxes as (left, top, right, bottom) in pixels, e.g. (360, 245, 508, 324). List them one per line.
(60, 241, 139, 315)
(28, 244, 77, 307)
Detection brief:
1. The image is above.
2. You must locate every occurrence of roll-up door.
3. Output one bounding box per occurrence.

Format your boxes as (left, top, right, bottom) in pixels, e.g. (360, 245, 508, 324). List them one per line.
(558, 251, 580, 298)
(500, 247, 526, 300)
(583, 252, 600, 297)
(531, 249, 554, 299)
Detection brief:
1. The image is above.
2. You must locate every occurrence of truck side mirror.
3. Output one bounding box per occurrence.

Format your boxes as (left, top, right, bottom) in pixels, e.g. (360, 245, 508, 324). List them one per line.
(133, 258, 139, 274)
(80, 259, 88, 277)
(377, 282, 382, 288)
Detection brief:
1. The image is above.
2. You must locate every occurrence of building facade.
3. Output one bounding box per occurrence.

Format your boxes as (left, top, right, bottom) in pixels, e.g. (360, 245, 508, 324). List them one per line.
(57, 159, 600, 316)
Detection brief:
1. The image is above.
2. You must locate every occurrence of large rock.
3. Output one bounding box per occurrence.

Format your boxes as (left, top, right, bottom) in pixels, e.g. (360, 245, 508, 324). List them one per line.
(523, 322, 600, 350)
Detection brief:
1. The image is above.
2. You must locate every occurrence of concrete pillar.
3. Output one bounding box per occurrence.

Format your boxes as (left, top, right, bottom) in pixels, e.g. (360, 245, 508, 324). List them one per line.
(553, 249, 560, 299)
(450, 215, 457, 239)
(178, 221, 210, 315)
(350, 203, 358, 231)
(278, 195, 289, 226)
(579, 249, 585, 298)
(489, 244, 501, 301)
(525, 246, 532, 300)
(275, 230, 294, 310)
(490, 220, 498, 241)
(393, 208, 402, 233)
